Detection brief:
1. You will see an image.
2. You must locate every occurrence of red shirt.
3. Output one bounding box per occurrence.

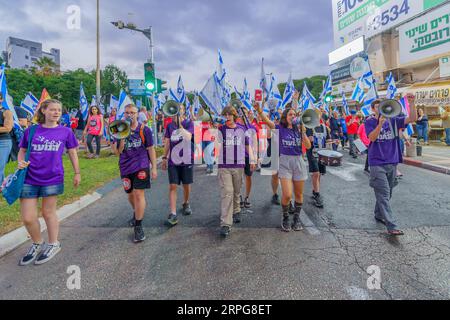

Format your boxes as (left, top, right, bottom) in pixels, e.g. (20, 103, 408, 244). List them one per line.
(163, 117, 173, 130)
(346, 115, 359, 135)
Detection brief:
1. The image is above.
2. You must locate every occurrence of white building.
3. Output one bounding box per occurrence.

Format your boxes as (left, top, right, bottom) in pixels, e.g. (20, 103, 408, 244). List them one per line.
(3, 37, 60, 70)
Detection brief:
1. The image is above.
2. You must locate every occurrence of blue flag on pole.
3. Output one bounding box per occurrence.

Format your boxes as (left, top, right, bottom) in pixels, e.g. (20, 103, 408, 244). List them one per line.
(386, 72, 397, 100)
(79, 83, 89, 121)
(281, 74, 295, 109)
(169, 75, 186, 104)
(21, 92, 39, 117)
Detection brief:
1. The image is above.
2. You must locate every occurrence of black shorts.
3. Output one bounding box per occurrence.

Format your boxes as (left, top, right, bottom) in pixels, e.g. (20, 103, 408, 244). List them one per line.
(244, 158, 253, 177)
(121, 168, 151, 194)
(307, 153, 326, 174)
(168, 165, 194, 185)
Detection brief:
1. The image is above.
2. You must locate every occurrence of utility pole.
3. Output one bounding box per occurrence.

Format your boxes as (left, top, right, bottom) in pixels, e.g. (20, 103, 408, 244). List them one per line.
(96, 0, 101, 108)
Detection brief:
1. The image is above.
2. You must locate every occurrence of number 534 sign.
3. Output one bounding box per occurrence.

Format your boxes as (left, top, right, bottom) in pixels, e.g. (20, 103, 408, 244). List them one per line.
(332, 0, 446, 48)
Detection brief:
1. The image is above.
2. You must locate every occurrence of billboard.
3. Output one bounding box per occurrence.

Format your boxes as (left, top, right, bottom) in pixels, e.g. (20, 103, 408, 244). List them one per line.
(399, 2, 450, 65)
(332, 0, 448, 48)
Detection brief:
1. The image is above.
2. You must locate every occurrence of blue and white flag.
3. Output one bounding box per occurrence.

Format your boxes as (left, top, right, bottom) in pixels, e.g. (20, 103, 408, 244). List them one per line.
(90, 95, 97, 107)
(361, 70, 378, 109)
(109, 95, 119, 113)
(193, 92, 201, 115)
(386, 72, 397, 100)
(361, 106, 372, 117)
(301, 82, 316, 110)
(236, 78, 252, 110)
(185, 95, 191, 118)
(154, 93, 166, 115)
(200, 73, 223, 115)
(320, 74, 333, 100)
(260, 58, 268, 98)
(268, 74, 282, 110)
(79, 83, 89, 121)
(0, 64, 21, 130)
(281, 74, 295, 109)
(215, 50, 232, 108)
(117, 89, 133, 120)
(169, 75, 186, 104)
(21, 92, 39, 116)
(351, 77, 366, 103)
(342, 92, 350, 116)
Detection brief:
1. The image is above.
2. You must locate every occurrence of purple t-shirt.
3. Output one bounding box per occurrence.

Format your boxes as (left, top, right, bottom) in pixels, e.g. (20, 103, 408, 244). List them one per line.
(218, 124, 248, 169)
(276, 124, 303, 156)
(19, 125, 79, 186)
(365, 116, 406, 166)
(164, 120, 194, 167)
(118, 124, 154, 177)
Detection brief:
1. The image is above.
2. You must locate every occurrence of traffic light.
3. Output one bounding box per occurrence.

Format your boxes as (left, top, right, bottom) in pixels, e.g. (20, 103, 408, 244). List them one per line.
(156, 79, 167, 93)
(144, 63, 156, 93)
(324, 95, 334, 103)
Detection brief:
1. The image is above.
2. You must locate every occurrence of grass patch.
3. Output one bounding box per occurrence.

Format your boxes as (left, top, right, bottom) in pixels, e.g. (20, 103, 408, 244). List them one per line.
(0, 147, 164, 236)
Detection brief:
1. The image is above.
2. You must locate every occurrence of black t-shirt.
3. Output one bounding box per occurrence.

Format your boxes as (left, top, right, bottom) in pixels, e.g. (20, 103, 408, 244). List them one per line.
(76, 110, 86, 130)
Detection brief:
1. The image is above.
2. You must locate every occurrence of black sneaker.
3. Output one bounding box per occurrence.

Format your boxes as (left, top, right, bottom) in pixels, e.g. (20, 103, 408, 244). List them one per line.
(271, 194, 281, 205)
(233, 212, 241, 224)
(292, 215, 303, 231)
(244, 197, 251, 209)
(220, 226, 230, 237)
(166, 214, 178, 227)
(34, 243, 61, 265)
(133, 225, 146, 243)
(281, 215, 291, 232)
(240, 195, 244, 209)
(312, 193, 324, 208)
(288, 202, 295, 215)
(19, 242, 43, 266)
(182, 203, 192, 216)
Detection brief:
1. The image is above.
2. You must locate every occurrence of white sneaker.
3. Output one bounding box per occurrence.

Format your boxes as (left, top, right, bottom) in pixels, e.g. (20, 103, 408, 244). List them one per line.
(34, 242, 61, 265)
(19, 243, 43, 266)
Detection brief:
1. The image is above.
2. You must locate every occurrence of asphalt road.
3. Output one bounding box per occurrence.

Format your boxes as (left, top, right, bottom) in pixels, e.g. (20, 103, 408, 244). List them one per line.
(1, 153, 449, 300)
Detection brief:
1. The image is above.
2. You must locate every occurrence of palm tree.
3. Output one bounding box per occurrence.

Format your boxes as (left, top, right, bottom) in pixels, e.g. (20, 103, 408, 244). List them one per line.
(33, 57, 59, 76)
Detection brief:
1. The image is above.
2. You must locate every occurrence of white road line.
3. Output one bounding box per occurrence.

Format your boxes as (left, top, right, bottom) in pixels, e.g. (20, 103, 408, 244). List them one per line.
(345, 286, 371, 300)
(300, 210, 321, 235)
(327, 163, 364, 182)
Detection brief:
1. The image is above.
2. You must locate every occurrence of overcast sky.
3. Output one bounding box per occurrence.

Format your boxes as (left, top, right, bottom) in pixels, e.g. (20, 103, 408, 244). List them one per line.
(0, 0, 334, 92)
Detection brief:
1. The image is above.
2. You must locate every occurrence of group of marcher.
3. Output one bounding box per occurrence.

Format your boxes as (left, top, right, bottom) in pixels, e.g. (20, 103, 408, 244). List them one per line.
(1, 89, 448, 266)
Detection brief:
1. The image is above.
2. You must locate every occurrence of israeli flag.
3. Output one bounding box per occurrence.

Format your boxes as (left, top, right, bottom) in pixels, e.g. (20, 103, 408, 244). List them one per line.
(109, 95, 119, 113)
(281, 74, 295, 109)
(386, 72, 397, 100)
(200, 73, 223, 115)
(21, 92, 39, 116)
(90, 95, 97, 107)
(193, 92, 201, 115)
(185, 95, 191, 119)
(154, 93, 166, 116)
(268, 75, 282, 108)
(342, 92, 350, 116)
(361, 106, 372, 116)
(79, 83, 89, 121)
(361, 70, 378, 108)
(117, 89, 133, 120)
(240, 78, 252, 110)
(320, 74, 333, 100)
(0, 65, 21, 130)
(169, 75, 186, 104)
(301, 82, 316, 110)
(351, 77, 366, 103)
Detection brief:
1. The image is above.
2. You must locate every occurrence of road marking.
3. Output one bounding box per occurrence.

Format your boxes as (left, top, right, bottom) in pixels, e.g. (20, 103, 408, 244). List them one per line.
(346, 286, 371, 300)
(300, 210, 321, 235)
(327, 163, 364, 182)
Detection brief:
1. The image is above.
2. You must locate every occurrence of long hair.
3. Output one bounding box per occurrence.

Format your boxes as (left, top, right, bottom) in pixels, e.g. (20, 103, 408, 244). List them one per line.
(280, 108, 294, 128)
(89, 105, 102, 116)
(36, 99, 62, 124)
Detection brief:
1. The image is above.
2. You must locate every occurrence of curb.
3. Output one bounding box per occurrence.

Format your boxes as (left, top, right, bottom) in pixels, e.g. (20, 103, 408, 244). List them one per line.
(0, 157, 163, 258)
(403, 157, 450, 175)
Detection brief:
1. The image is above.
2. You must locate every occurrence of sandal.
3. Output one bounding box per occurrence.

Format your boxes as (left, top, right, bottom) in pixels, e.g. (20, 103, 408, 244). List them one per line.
(388, 230, 404, 236)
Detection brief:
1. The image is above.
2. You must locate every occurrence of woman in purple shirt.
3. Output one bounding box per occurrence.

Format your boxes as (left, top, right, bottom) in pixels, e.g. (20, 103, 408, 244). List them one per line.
(17, 99, 80, 266)
(255, 103, 311, 232)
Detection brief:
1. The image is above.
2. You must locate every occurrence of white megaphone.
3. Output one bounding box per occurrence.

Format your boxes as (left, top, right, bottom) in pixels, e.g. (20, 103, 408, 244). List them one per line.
(379, 99, 402, 118)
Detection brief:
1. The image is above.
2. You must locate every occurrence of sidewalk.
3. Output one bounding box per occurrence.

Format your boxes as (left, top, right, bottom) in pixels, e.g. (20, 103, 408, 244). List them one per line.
(403, 143, 450, 175)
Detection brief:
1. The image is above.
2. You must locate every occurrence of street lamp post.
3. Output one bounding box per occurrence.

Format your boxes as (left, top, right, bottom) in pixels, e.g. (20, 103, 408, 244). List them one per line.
(111, 21, 158, 144)
(96, 0, 101, 109)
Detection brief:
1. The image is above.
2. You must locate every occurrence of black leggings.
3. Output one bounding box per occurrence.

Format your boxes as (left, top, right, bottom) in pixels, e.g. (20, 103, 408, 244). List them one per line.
(87, 134, 101, 155)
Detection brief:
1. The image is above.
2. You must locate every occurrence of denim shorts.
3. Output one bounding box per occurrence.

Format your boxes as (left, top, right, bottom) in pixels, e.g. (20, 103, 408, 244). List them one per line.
(20, 183, 64, 199)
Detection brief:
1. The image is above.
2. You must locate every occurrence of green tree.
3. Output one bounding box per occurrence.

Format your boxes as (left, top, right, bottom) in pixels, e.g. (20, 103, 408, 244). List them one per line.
(100, 64, 128, 98)
(278, 75, 327, 101)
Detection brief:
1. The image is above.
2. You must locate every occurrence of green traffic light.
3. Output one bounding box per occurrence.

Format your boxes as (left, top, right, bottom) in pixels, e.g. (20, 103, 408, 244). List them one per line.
(145, 82, 155, 91)
(324, 95, 333, 103)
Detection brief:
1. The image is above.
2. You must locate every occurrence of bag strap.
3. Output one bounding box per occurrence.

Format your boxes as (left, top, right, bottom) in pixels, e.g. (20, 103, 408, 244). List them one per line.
(139, 124, 146, 146)
(25, 125, 38, 162)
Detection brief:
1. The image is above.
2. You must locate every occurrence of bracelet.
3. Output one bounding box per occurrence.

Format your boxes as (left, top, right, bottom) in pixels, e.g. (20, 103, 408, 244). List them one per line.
(74, 172, 81, 175)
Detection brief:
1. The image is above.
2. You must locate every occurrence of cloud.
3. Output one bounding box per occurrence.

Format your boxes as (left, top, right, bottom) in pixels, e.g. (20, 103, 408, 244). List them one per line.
(0, 0, 334, 92)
